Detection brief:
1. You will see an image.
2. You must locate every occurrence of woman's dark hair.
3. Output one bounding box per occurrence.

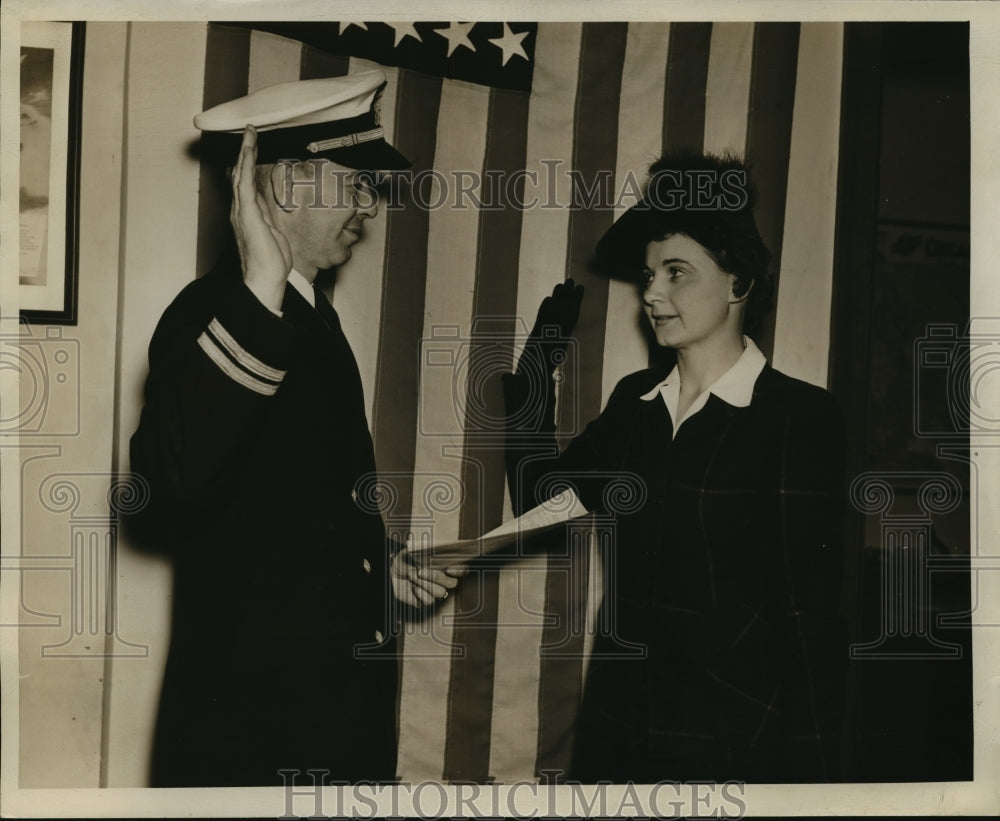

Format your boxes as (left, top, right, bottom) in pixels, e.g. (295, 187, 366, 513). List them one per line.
(597, 151, 775, 337)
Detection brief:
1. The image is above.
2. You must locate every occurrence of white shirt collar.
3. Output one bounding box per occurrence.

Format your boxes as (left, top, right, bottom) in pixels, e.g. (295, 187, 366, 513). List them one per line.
(639, 336, 767, 437)
(286, 268, 315, 308)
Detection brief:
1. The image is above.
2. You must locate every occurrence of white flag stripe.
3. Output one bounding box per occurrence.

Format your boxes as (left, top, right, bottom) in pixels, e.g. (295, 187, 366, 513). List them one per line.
(703, 23, 754, 158)
(395, 595, 458, 781)
(410, 78, 489, 544)
(488, 559, 550, 780)
(613, 21, 672, 200)
(248, 29, 302, 93)
(484, 23, 585, 782)
(489, 378, 538, 776)
(771, 23, 844, 388)
(397, 78, 491, 782)
(602, 22, 673, 409)
(333, 57, 399, 425)
(513, 23, 584, 365)
(601, 287, 649, 405)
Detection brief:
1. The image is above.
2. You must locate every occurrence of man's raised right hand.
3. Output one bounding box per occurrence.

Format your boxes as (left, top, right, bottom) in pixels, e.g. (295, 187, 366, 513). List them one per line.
(230, 125, 293, 313)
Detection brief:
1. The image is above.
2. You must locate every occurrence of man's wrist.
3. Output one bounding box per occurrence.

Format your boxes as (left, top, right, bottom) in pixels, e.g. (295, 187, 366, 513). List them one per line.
(244, 276, 286, 315)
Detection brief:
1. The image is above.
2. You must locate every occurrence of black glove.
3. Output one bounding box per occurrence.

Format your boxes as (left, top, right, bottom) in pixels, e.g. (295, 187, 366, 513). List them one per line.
(515, 278, 584, 376)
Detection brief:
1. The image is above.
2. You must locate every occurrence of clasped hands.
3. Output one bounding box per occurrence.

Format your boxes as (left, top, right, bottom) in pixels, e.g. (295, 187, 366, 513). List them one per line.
(390, 544, 467, 608)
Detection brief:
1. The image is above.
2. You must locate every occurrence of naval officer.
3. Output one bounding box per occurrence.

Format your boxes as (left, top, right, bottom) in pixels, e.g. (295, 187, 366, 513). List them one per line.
(129, 69, 464, 787)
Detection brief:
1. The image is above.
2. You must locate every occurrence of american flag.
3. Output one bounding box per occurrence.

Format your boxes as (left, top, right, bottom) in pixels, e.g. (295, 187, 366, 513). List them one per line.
(191, 20, 844, 783)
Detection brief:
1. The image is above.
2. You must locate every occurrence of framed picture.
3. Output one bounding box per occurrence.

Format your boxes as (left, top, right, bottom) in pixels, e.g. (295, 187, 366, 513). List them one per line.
(19, 21, 85, 325)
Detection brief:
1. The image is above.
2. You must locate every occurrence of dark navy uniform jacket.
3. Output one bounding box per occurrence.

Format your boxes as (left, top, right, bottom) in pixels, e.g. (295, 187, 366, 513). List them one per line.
(129, 262, 398, 787)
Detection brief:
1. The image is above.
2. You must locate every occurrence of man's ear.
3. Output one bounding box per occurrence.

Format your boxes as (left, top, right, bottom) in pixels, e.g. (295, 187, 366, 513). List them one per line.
(268, 162, 296, 213)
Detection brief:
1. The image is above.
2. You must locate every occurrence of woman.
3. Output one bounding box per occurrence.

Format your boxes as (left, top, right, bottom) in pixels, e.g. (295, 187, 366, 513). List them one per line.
(504, 152, 848, 783)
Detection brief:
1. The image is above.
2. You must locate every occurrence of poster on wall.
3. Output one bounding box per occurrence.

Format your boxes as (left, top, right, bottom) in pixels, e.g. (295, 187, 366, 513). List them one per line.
(18, 20, 83, 325)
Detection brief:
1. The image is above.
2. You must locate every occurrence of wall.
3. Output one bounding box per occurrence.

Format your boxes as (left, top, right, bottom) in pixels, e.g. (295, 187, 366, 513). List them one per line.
(105, 22, 210, 788)
(11, 21, 210, 789)
(13, 21, 128, 788)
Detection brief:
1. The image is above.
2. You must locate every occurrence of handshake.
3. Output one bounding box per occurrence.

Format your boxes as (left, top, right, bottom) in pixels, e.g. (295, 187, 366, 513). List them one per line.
(390, 539, 467, 608)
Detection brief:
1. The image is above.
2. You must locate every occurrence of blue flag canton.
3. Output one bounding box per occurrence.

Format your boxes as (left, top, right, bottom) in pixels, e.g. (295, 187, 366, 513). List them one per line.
(235, 22, 537, 91)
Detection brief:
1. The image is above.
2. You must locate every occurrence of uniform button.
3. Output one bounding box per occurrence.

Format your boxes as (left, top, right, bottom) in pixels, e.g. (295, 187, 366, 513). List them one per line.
(362, 557, 372, 574)
(374, 629, 385, 643)
(351, 489, 358, 502)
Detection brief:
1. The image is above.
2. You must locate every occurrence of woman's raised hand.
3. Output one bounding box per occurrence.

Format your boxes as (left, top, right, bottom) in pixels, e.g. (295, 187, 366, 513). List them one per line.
(517, 278, 585, 375)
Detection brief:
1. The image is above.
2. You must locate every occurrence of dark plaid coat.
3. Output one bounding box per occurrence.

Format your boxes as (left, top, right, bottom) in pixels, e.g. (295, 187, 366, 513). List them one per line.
(128, 262, 398, 787)
(504, 363, 848, 783)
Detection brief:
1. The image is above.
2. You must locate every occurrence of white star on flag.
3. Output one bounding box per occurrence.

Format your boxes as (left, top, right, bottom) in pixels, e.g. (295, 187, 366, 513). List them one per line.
(388, 22, 422, 47)
(487, 23, 530, 66)
(339, 22, 368, 34)
(434, 22, 476, 57)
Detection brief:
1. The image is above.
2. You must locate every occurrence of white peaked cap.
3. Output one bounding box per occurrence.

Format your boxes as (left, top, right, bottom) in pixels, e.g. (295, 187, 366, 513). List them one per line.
(194, 69, 387, 132)
(193, 68, 411, 169)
